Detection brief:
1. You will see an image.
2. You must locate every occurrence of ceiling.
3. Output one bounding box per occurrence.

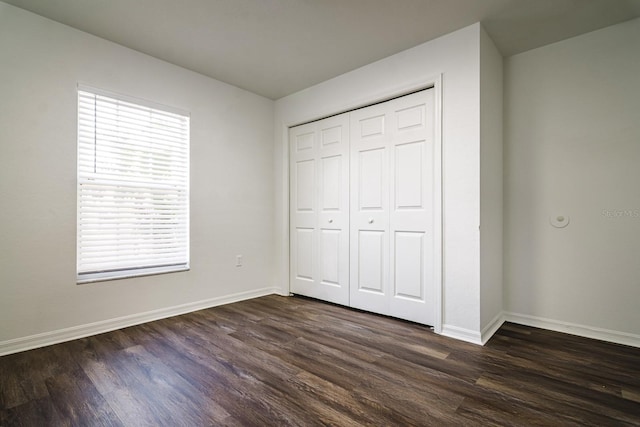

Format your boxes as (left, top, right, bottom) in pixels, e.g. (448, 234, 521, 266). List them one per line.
(4, 0, 640, 99)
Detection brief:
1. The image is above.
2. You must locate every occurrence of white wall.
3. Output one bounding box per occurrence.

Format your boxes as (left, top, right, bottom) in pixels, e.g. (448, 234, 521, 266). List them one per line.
(504, 18, 640, 344)
(13, 0, 633, 352)
(274, 24, 484, 339)
(479, 27, 504, 340)
(0, 3, 275, 353)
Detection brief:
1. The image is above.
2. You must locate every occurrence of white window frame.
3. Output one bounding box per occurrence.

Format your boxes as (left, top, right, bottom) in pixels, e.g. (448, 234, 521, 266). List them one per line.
(77, 85, 190, 283)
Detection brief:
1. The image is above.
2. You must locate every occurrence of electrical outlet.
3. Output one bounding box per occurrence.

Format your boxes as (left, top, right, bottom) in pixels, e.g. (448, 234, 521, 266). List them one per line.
(236, 255, 243, 267)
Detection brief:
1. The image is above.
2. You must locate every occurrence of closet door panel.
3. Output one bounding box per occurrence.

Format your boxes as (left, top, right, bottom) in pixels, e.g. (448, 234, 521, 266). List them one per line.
(319, 229, 341, 286)
(358, 230, 385, 293)
(317, 114, 350, 303)
(350, 103, 390, 313)
(290, 123, 317, 297)
(350, 88, 437, 325)
(388, 90, 436, 324)
(295, 160, 315, 213)
(320, 155, 341, 211)
(294, 228, 315, 281)
(395, 141, 424, 210)
(290, 113, 349, 305)
(393, 231, 424, 300)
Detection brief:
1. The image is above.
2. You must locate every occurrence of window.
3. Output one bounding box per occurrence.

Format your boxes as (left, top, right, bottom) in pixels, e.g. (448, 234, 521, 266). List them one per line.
(77, 86, 190, 283)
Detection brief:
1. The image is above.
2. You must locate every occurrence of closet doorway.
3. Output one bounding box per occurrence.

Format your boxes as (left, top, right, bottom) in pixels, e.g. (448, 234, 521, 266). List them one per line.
(289, 88, 440, 326)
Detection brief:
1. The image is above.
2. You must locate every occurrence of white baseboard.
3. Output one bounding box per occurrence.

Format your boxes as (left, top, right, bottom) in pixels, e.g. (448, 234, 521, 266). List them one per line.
(7, 291, 635, 356)
(438, 313, 505, 346)
(272, 288, 290, 297)
(0, 287, 281, 356)
(441, 324, 483, 345)
(504, 312, 640, 349)
(481, 312, 506, 345)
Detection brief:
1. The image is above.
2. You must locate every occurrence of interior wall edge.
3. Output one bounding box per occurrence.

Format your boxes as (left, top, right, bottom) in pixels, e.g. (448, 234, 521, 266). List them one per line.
(442, 310, 506, 346)
(441, 324, 483, 345)
(0, 287, 281, 357)
(481, 311, 506, 345)
(504, 312, 640, 349)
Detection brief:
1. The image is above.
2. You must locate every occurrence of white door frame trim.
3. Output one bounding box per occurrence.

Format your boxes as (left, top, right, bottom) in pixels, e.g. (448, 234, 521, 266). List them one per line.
(279, 74, 444, 334)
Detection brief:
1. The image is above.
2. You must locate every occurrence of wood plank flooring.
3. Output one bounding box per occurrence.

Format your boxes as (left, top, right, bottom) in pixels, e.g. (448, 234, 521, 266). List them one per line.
(1, 295, 639, 426)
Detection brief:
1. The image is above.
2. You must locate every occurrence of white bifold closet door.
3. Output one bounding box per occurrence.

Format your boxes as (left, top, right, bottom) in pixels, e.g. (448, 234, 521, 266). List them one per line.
(350, 89, 436, 325)
(289, 113, 350, 305)
(290, 88, 437, 326)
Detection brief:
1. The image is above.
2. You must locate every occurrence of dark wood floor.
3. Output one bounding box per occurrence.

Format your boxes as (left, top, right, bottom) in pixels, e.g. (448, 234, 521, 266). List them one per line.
(1, 295, 639, 426)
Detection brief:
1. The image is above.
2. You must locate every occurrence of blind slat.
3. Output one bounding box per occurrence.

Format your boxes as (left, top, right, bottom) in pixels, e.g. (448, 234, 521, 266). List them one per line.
(78, 128, 189, 155)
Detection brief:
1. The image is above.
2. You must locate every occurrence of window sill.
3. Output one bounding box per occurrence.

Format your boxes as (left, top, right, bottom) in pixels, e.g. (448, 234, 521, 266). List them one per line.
(77, 265, 190, 284)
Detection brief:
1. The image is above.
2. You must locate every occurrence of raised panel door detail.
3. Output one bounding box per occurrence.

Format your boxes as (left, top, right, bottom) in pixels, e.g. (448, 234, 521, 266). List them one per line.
(396, 104, 425, 130)
(386, 89, 437, 325)
(290, 112, 349, 307)
(320, 229, 340, 286)
(358, 231, 384, 293)
(296, 160, 314, 212)
(360, 115, 385, 138)
(321, 125, 342, 146)
(395, 141, 424, 210)
(350, 88, 437, 326)
(394, 231, 424, 300)
(358, 148, 384, 210)
(321, 155, 341, 211)
(296, 132, 314, 151)
(296, 228, 314, 280)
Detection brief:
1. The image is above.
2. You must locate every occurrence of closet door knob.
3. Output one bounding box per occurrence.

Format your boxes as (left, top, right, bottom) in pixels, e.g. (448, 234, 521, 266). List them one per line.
(328, 219, 333, 223)
(368, 218, 374, 224)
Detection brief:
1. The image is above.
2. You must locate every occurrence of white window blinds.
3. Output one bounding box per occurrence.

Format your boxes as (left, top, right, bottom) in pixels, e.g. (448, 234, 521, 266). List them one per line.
(77, 87, 190, 283)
